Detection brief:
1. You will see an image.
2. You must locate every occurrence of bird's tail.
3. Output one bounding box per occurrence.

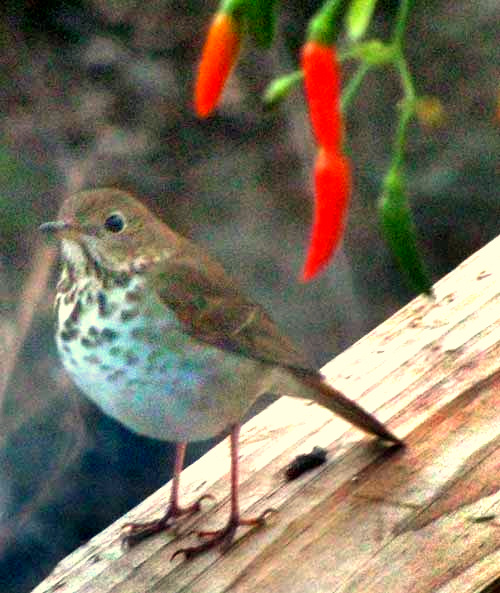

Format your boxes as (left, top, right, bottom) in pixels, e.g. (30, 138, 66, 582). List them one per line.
(289, 371, 402, 445)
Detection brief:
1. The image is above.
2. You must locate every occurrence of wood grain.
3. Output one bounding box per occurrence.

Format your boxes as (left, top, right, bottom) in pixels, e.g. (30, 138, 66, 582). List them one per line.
(33, 235, 500, 593)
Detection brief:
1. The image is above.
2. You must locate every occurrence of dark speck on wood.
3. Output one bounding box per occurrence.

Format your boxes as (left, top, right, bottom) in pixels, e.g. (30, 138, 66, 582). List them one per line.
(284, 446, 328, 481)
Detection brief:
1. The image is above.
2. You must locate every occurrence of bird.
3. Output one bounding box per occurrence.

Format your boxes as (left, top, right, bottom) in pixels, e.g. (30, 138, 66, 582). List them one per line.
(40, 188, 401, 559)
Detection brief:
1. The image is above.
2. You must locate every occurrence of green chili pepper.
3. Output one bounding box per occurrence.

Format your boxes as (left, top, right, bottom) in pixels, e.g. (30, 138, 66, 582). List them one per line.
(346, 0, 379, 41)
(378, 168, 433, 295)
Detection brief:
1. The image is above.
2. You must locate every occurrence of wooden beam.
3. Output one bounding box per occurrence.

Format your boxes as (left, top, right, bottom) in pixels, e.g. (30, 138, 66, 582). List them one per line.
(33, 235, 500, 593)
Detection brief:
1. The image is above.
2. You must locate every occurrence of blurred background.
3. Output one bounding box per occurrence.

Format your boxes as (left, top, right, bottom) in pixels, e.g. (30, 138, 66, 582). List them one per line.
(0, 0, 498, 590)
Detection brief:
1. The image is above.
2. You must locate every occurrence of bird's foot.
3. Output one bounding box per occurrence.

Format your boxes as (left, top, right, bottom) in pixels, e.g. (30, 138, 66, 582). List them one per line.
(122, 494, 214, 548)
(172, 508, 275, 561)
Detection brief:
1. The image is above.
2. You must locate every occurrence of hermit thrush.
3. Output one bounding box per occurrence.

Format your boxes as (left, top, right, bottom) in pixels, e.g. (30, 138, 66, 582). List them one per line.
(41, 188, 401, 558)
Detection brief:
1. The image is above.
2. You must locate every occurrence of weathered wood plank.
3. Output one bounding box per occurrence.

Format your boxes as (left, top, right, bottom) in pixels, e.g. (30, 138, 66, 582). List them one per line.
(33, 235, 500, 593)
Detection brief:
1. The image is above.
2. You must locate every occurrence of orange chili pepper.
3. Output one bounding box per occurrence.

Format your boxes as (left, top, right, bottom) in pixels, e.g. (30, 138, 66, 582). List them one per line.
(301, 149, 351, 281)
(301, 41, 343, 152)
(194, 12, 241, 118)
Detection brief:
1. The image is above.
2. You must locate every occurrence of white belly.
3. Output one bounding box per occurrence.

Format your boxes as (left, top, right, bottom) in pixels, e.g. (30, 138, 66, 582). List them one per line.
(56, 277, 272, 441)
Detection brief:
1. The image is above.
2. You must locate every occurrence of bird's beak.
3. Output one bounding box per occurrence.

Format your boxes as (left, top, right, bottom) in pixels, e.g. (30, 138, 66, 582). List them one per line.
(39, 220, 81, 241)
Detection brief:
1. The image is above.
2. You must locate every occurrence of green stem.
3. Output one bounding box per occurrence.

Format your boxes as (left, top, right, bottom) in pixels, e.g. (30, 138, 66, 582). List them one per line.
(392, 58, 416, 171)
(307, 0, 350, 45)
(392, 0, 414, 49)
(220, 0, 248, 18)
(340, 0, 416, 118)
(390, 0, 417, 171)
(341, 62, 371, 113)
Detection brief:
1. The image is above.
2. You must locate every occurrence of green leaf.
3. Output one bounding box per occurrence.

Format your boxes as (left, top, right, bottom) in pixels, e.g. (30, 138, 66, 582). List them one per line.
(262, 71, 303, 108)
(346, 0, 379, 41)
(378, 168, 433, 296)
(349, 39, 395, 65)
(245, 0, 278, 48)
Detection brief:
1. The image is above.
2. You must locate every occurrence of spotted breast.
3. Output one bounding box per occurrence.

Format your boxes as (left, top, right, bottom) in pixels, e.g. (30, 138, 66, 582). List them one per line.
(55, 240, 271, 442)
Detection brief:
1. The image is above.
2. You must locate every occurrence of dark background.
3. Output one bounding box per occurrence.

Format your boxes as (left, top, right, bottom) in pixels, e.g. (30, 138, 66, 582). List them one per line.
(0, 1, 498, 591)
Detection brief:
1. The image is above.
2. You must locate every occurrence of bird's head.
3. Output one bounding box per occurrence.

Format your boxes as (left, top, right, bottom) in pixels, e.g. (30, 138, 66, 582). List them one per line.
(40, 188, 178, 273)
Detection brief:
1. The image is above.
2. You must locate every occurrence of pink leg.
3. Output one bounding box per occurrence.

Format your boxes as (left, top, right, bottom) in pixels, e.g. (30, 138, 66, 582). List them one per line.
(172, 425, 274, 560)
(122, 442, 213, 547)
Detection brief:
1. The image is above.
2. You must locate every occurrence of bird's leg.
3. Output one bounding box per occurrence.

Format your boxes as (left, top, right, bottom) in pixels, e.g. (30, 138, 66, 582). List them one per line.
(172, 424, 274, 560)
(122, 442, 213, 547)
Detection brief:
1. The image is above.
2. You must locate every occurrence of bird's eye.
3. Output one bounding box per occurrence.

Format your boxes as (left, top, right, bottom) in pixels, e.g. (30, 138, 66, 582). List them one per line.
(104, 213, 125, 233)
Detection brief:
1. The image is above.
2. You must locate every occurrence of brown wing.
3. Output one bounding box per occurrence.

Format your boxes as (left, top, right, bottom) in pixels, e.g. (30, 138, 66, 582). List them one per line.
(150, 244, 315, 375)
(150, 242, 402, 445)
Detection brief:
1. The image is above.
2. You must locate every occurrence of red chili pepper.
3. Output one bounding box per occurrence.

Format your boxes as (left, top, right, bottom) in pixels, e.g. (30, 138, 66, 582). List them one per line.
(301, 149, 351, 281)
(301, 41, 343, 152)
(194, 12, 241, 118)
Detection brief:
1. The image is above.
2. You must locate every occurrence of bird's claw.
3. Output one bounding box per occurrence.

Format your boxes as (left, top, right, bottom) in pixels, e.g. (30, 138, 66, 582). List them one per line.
(171, 507, 275, 561)
(121, 493, 215, 548)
